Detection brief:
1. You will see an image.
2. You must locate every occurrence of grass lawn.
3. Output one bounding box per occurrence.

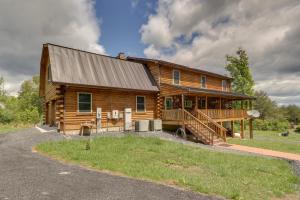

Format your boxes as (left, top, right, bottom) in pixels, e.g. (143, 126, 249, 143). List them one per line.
(0, 124, 32, 134)
(36, 135, 299, 200)
(228, 130, 300, 155)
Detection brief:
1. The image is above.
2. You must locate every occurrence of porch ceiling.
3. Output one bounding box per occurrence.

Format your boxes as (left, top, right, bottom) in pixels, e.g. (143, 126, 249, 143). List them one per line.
(162, 84, 255, 100)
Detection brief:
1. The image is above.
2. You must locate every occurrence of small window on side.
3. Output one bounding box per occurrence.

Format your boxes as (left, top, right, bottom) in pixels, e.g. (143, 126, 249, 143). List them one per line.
(165, 97, 173, 110)
(48, 64, 52, 82)
(78, 93, 92, 113)
(200, 76, 206, 88)
(173, 70, 180, 85)
(222, 80, 228, 91)
(136, 96, 146, 112)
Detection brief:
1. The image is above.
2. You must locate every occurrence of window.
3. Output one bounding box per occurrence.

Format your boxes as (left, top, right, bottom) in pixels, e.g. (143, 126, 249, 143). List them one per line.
(222, 80, 228, 91)
(200, 76, 206, 88)
(173, 70, 180, 85)
(165, 97, 173, 110)
(78, 93, 92, 113)
(47, 64, 52, 82)
(136, 96, 145, 112)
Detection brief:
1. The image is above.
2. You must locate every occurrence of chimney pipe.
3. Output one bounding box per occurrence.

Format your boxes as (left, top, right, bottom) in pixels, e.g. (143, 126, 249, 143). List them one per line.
(117, 52, 126, 60)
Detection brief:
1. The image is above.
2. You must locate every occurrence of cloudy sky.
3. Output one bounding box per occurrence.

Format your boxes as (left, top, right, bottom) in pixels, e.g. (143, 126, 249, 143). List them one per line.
(0, 0, 299, 105)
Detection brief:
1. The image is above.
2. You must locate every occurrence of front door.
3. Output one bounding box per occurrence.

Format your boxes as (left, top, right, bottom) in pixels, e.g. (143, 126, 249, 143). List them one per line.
(165, 97, 173, 110)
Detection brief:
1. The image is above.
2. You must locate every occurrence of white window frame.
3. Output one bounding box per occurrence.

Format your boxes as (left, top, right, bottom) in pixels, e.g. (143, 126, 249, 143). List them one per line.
(77, 92, 92, 113)
(200, 75, 207, 88)
(136, 96, 146, 113)
(173, 70, 180, 85)
(165, 97, 173, 110)
(222, 80, 228, 91)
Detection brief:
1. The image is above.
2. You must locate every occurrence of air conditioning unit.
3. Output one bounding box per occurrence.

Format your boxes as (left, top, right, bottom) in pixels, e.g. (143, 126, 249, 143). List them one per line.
(150, 119, 162, 131)
(135, 120, 149, 132)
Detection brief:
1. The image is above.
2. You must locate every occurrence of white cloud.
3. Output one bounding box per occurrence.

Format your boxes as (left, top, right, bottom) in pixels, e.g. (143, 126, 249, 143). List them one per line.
(140, 0, 300, 105)
(0, 0, 105, 95)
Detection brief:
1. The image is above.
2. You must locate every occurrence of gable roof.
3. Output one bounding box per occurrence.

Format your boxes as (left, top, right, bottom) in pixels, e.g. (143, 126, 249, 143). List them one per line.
(43, 43, 159, 92)
(127, 57, 233, 80)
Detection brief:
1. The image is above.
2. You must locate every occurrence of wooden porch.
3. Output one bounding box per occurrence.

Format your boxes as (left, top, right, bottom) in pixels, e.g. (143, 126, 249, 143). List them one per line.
(159, 92, 254, 145)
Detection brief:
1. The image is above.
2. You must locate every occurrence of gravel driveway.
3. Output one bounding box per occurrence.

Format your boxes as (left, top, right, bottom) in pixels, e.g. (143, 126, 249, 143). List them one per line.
(0, 128, 223, 200)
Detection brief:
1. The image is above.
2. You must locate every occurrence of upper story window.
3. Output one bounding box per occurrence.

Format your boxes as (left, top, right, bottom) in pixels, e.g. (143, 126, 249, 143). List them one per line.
(47, 64, 52, 82)
(136, 96, 146, 112)
(200, 76, 207, 88)
(78, 93, 92, 113)
(173, 70, 180, 85)
(222, 80, 228, 91)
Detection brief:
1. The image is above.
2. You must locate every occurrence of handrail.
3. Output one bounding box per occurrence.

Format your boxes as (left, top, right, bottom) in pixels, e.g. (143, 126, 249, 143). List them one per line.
(182, 109, 215, 144)
(195, 110, 227, 142)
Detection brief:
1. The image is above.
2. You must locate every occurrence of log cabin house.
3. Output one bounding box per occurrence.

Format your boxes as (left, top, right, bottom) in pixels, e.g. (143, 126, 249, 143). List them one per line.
(39, 43, 255, 145)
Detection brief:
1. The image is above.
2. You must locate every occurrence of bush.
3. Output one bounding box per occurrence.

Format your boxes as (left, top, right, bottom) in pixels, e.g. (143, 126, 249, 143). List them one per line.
(295, 127, 300, 133)
(253, 119, 289, 131)
(16, 107, 41, 124)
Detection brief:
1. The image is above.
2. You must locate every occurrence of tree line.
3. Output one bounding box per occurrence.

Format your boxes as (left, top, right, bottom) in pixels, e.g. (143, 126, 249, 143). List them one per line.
(226, 48, 300, 131)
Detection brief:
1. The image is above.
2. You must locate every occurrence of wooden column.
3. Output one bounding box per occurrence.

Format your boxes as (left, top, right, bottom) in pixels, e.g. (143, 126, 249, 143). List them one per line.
(249, 119, 253, 139)
(205, 96, 208, 114)
(195, 96, 198, 110)
(240, 119, 244, 139)
(219, 97, 222, 118)
(181, 94, 185, 126)
(231, 120, 234, 137)
(156, 92, 162, 119)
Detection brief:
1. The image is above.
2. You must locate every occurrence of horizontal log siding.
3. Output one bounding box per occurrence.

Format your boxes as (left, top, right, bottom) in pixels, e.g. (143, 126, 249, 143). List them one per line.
(160, 66, 228, 91)
(63, 87, 156, 131)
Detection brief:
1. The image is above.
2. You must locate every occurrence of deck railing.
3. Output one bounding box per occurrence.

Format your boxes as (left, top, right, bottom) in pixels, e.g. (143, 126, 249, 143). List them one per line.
(199, 109, 248, 119)
(161, 109, 183, 121)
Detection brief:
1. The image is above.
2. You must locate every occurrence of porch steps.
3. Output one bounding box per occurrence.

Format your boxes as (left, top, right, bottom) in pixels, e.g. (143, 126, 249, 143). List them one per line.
(185, 124, 211, 145)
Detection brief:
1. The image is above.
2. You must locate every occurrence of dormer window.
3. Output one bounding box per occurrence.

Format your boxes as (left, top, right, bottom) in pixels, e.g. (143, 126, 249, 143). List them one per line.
(47, 64, 52, 82)
(173, 70, 180, 85)
(222, 80, 228, 91)
(200, 76, 206, 88)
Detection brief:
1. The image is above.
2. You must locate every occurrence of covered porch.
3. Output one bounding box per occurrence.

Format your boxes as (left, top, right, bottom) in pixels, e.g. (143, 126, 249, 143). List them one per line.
(160, 84, 255, 140)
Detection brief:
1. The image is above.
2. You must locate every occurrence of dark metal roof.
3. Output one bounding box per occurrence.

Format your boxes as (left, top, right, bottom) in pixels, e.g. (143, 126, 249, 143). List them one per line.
(127, 56, 233, 80)
(46, 43, 159, 92)
(167, 84, 255, 100)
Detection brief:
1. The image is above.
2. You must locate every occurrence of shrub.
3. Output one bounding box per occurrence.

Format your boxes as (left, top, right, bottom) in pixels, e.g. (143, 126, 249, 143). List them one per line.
(295, 127, 300, 133)
(253, 119, 289, 131)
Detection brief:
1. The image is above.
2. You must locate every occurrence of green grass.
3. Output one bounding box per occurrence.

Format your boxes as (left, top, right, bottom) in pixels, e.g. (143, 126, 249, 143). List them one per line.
(0, 123, 32, 134)
(36, 135, 299, 200)
(228, 130, 300, 154)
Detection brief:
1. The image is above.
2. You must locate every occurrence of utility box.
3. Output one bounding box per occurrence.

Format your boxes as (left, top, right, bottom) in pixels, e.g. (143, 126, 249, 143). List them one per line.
(135, 120, 149, 132)
(124, 108, 132, 131)
(150, 119, 162, 131)
(112, 110, 119, 119)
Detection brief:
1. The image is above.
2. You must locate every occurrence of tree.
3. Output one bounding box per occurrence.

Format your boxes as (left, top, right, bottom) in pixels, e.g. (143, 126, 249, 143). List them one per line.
(280, 105, 300, 125)
(0, 76, 6, 96)
(225, 48, 255, 96)
(18, 75, 42, 114)
(253, 90, 283, 120)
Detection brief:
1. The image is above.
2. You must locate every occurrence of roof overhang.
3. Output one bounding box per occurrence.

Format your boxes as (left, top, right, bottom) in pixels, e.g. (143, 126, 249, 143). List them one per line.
(161, 84, 255, 100)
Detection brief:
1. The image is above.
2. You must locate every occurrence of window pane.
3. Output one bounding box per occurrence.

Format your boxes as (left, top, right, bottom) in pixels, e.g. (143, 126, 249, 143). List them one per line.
(136, 96, 145, 112)
(137, 96, 144, 104)
(173, 71, 180, 84)
(79, 103, 91, 112)
(201, 76, 206, 88)
(78, 93, 91, 112)
(79, 93, 91, 103)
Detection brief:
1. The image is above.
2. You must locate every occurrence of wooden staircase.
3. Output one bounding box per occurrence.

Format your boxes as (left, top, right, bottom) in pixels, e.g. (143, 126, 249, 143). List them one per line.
(183, 109, 227, 145)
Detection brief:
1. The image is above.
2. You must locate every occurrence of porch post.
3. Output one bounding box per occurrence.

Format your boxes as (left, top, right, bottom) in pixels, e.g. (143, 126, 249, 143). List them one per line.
(219, 97, 222, 119)
(240, 119, 244, 139)
(249, 119, 253, 139)
(231, 120, 234, 137)
(195, 96, 198, 110)
(181, 94, 185, 125)
(205, 96, 208, 114)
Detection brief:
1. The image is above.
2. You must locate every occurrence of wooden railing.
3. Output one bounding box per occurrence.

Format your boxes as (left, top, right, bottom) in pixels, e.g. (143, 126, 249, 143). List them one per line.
(199, 109, 248, 119)
(193, 110, 227, 142)
(162, 109, 183, 121)
(182, 109, 215, 144)
(162, 109, 226, 144)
